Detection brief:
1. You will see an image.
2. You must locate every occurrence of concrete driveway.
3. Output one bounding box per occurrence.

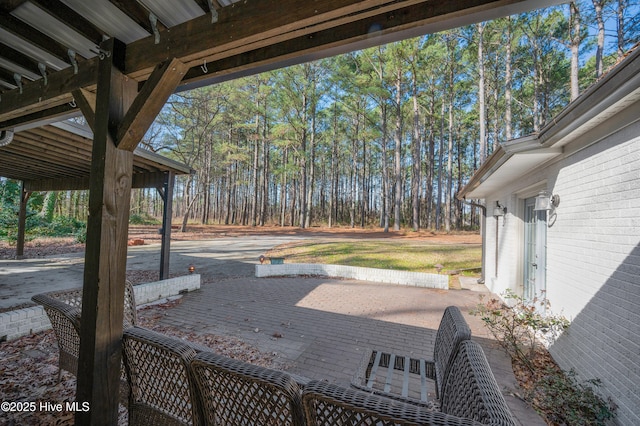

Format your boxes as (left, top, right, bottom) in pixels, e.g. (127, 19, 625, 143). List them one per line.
(0, 235, 304, 310)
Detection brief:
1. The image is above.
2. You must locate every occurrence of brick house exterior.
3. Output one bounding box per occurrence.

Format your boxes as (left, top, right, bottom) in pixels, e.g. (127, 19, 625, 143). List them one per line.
(458, 47, 640, 425)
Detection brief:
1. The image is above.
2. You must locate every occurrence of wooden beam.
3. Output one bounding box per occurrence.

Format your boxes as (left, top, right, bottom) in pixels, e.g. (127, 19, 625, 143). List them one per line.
(116, 58, 187, 151)
(24, 171, 171, 191)
(0, 58, 98, 120)
(76, 38, 136, 426)
(124, 0, 396, 76)
(72, 88, 97, 132)
(0, 103, 77, 130)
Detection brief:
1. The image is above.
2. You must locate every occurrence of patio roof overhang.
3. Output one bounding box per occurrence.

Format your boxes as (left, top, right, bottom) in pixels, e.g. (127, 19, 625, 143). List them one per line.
(458, 45, 640, 201)
(1, 119, 191, 191)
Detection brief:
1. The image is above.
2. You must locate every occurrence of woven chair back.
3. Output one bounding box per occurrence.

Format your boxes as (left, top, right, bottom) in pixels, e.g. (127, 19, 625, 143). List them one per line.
(191, 351, 304, 426)
(439, 340, 516, 426)
(122, 326, 200, 426)
(433, 306, 472, 398)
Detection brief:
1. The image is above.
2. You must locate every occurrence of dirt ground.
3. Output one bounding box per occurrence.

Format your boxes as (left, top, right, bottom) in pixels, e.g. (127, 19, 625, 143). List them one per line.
(0, 225, 481, 260)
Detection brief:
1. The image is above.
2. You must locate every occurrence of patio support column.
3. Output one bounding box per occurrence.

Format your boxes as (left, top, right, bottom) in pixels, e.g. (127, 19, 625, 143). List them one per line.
(16, 181, 31, 259)
(159, 171, 175, 280)
(76, 38, 135, 426)
(74, 39, 187, 424)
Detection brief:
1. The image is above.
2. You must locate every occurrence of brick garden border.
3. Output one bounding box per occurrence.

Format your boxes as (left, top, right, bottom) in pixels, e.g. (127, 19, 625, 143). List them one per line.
(0, 274, 200, 342)
(255, 263, 448, 289)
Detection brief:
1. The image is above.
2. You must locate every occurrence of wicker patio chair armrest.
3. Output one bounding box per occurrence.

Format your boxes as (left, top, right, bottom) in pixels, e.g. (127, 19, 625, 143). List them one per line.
(122, 326, 201, 426)
(303, 380, 483, 426)
(191, 351, 305, 426)
(32, 293, 82, 329)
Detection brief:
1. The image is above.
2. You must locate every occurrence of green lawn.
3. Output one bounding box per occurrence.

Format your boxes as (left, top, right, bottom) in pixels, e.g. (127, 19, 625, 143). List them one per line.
(266, 241, 481, 274)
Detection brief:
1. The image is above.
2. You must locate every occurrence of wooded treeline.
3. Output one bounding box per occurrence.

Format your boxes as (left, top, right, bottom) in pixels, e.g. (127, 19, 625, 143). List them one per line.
(2, 1, 639, 236)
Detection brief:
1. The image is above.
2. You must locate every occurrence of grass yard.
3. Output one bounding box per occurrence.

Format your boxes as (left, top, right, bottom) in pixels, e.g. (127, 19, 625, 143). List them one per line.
(266, 240, 482, 275)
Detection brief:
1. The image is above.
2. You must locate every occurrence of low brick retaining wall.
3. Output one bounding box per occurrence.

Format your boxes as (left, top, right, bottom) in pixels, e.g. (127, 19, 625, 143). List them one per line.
(0, 274, 201, 342)
(255, 263, 449, 290)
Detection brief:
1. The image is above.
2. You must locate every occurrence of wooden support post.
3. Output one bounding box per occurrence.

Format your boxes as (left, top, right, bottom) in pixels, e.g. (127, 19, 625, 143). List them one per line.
(72, 38, 186, 425)
(76, 38, 136, 425)
(16, 181, 31, 259)
(159, 171, 174, 280)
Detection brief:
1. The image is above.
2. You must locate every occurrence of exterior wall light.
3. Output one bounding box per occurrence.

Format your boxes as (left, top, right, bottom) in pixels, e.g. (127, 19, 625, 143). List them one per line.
(493, 201, 507, 217)
(534, 191, 560, 211)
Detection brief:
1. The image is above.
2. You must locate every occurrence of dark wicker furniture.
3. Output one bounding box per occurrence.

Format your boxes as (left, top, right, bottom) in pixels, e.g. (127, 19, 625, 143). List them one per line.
(31, 280, 138, 379)
(302, 380, 484, 426)
(122, 326, 201, 426)
(191, 351, 305, 426)
(440, 341, 516, 426)
(352, 305, 472, 404)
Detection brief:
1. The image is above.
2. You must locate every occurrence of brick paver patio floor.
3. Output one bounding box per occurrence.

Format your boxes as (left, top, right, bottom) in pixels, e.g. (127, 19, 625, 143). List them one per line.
(157, 274, 546, 425)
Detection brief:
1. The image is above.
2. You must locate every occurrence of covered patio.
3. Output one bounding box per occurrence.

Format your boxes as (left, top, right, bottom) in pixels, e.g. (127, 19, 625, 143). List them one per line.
(0, 0, 565, 423)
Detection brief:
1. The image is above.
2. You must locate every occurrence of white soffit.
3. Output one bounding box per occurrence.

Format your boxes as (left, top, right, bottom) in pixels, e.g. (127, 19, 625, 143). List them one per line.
(464, 149, 561, 199)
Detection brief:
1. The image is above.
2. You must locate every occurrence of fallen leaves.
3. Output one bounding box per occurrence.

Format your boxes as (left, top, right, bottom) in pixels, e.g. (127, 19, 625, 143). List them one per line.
(1, 298, 277, 425)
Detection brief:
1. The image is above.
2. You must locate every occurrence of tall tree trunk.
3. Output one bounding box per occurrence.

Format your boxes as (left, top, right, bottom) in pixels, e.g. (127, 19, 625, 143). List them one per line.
(532, 39, 541, 133)
(445, 35, 455, 233)
(411, 70, 421, 231)
(280, 147, 288, 226)
(329, 103, 338, 228)
(299, 93, 308, 228)
(426, 97, 436, 229)
(445, 94, 454, 233)
(260, 114, 269, 226)
(593, 0, 605, 78)
(251, 115, 260, 226)
(436, 101, 445, 230)
(393, 66, 403, 231)
(381, 103, 390, 232)
(569, 2, 581, 101)
(305, 103, 316, 228)
(617, 0, 627, 60)
(477, 22, 487, 163)
(505, 16, 513, 141)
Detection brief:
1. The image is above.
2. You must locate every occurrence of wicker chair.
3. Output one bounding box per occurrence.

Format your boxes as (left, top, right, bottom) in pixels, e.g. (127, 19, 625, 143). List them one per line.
(352, 305, 471, 404)
(439, 341, 516, 426)
(303, 380, 484, 426)
(191, 351, 305, 426)
(122, 326, 202, 426)
(31, 280, 138, 380)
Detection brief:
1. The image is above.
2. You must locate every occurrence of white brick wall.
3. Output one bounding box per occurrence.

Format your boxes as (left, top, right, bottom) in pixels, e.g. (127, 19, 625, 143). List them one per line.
(255, 263, 449, 289)
(0, 306, 51, 341)
(0, 274, 201, 342)
(546, 126, 640, 426)
(482, 121, 640, 425)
